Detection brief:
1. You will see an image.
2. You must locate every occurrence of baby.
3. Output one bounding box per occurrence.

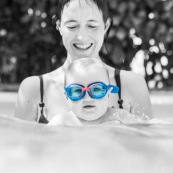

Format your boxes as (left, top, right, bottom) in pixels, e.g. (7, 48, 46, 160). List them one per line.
(48, 58, 148, 126)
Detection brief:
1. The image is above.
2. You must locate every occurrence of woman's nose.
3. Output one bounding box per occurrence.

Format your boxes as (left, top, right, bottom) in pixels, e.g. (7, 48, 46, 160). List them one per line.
(76, 27, 87, 41)
(76, 35, 83, 40)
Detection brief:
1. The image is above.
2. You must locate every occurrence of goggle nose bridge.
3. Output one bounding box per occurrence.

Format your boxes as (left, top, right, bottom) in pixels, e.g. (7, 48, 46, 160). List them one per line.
(82, 87, 90, 92)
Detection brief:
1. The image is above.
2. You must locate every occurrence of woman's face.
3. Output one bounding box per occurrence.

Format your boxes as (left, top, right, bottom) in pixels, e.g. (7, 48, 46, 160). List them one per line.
(65, 65, 109, 121)
(58, 0, 108, 60)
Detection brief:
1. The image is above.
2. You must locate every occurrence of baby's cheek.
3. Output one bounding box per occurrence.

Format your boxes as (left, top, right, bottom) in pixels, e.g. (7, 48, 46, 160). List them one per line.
(71, 103, 82, 116)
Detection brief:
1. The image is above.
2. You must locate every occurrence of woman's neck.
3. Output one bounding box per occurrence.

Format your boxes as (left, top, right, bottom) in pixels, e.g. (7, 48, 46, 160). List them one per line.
(62, 56, 73, 70)
(62, 54, 102, 70)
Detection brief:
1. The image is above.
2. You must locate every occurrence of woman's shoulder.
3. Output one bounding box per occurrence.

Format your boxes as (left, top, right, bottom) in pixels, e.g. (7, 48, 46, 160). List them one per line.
(18, 76, 40, 97)
(44, 67, 65, 83)
(121, 70, 145, 82)
(19, 66, 65, 95)
(106, 65, 145, 83)
(20, 75, 39, 86)
(120, 70, 147, 90)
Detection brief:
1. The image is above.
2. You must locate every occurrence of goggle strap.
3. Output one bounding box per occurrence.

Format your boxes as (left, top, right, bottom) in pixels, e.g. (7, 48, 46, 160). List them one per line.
(108, 85, 119, 93)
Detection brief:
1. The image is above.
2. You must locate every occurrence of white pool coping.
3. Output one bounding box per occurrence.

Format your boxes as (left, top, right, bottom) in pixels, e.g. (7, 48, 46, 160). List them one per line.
(150, 90, 173, 105)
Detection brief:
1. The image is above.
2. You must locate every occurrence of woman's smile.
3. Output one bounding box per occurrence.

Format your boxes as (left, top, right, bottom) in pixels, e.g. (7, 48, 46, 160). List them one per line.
(73, 43, 93, 50)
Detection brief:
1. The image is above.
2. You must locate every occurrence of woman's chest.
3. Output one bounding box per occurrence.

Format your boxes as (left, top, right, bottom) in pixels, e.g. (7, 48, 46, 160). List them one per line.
(108, 71, 131, 112)
(108, 94, 131, 112)
(42, 82, 71, 120)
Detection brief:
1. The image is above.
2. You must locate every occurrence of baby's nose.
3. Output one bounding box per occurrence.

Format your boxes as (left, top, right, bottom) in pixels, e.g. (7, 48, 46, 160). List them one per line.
(83, 91, 93, 101)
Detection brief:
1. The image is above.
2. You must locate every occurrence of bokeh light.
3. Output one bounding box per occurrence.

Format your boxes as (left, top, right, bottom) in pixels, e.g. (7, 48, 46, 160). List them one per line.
(149, 39, 155, 46)
(28, 8, 34, 16)
(146, 61, 153, 75)
(160, 56, 168, 66)
(41, 22, 47, 28)
(154, 62, 162, 73)
(0, 29, 7, 37)
(157, 81, 164, 89)
(35, 10, 41, 16)
(148, 80, 156, 89)
(41, 12, 47, 18)
(149, 46, 159, 53)
(148, 13, 155, 19)
(162, 69, 169, 79)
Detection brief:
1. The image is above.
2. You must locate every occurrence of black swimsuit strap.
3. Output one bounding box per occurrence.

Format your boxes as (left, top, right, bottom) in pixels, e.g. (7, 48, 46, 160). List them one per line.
(114, 69, 123, 109)
(38, 75, 49, 124)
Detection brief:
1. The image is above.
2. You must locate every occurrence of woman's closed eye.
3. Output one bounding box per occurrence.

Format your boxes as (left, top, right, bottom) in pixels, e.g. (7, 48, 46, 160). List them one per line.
(67, 25, 79, 30)
(87, 25, 98, 29)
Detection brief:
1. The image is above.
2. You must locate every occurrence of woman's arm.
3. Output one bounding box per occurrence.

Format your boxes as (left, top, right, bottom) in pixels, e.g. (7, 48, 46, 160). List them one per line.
(15, 76, 40, 121)
(122, 71, 153, 118)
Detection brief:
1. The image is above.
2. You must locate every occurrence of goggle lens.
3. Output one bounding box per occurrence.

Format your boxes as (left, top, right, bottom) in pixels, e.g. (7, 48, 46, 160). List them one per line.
(89, 83, 107, 98)
(68, 85, 84, 100)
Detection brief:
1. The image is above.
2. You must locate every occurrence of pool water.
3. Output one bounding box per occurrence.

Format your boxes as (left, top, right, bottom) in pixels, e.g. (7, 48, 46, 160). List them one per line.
(0, 114, 173, 173)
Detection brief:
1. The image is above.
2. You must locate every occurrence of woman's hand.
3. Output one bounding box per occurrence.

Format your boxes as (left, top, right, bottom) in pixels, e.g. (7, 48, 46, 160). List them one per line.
(48, 111, 82, 126)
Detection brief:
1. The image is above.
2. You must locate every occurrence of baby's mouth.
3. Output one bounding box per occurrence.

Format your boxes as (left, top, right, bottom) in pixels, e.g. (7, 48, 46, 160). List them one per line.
(73, 43, 93, 50)
(83, 105, 95, 109)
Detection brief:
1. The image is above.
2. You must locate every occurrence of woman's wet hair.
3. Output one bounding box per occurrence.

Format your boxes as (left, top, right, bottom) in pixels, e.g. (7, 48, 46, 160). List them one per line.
(54, 0, 109, 23)
(53, 0, 113, 54)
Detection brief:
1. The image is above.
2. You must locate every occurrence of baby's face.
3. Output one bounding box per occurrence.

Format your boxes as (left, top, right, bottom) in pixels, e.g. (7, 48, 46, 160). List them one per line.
(65, 66, 109, 121)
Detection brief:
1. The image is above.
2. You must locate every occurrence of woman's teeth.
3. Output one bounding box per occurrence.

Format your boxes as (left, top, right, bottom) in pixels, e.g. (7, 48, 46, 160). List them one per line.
(74, 43, 92, 50)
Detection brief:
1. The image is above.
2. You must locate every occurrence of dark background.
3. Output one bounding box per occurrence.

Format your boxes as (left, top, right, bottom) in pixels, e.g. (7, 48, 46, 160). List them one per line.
(0, 0, 173, 90)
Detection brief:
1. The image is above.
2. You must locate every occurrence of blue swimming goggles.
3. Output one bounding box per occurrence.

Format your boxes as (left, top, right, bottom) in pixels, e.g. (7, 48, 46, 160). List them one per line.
(65, 82, 119, 101)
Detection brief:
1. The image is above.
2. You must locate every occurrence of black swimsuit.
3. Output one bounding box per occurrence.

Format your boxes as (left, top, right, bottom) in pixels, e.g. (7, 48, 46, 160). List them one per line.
(38, 69, 123, 124)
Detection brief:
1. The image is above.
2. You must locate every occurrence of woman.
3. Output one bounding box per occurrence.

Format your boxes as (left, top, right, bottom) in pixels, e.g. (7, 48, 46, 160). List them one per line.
(15, 0, 153, 123)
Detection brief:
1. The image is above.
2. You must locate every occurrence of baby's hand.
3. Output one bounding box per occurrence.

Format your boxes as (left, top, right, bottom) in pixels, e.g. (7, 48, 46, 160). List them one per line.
(48, 111, 82, 126)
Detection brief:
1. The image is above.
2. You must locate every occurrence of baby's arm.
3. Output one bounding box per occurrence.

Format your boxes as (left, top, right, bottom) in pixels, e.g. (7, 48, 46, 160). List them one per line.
(48, 111, 82, 126)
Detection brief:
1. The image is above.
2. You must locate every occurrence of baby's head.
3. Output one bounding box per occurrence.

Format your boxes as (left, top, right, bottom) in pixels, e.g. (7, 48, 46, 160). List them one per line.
(64, 58, 118, 121)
